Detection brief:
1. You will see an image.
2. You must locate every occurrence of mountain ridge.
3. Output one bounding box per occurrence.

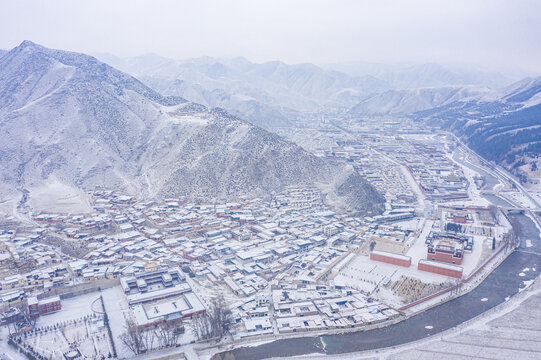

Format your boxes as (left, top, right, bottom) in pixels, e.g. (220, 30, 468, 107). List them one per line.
(413, 76, 541, 184)
(94, 52, 390, 129)
(0, 41, 384, 216)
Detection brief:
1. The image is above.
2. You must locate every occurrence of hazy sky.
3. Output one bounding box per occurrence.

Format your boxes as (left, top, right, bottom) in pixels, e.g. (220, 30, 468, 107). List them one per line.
(1, 0, 541, 71)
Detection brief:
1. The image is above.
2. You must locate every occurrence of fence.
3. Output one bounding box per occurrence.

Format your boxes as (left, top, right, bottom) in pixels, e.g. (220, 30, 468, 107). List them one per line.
(37, 278, 120, 300)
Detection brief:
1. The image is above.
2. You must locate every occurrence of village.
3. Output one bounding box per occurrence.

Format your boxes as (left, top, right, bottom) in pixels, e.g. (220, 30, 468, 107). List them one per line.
(0, 131, 519, 359)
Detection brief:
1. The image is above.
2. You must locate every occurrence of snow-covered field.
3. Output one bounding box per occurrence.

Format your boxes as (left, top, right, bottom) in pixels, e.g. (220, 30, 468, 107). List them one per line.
(21, 315, 112, 360)
(2, 292, 113, 360)
(2, 290, 117, 360)
(27, 178, 92, 214)
(36, 293, 100, 328)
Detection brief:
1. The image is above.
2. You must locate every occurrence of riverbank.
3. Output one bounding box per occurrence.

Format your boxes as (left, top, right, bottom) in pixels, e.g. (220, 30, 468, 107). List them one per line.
(284, 272, 541, 360)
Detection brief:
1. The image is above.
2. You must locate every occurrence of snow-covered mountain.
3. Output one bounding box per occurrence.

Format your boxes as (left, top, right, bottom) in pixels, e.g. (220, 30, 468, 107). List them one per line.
(95, 53, 389, 129)
(348, 86, 490, 116)
(413, 76, 541, 184)
(500, 76, 541, 106)
(325, 62, 520, 90)
(98, 54, 532, 129)
(0, 41, 384, 215)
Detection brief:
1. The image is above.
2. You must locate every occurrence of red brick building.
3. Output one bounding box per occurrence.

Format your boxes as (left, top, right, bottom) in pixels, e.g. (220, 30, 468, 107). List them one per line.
(28, 296, 62, 316)
(370, 250, 411, 267)
(418, 260, 463, 279)
(427, 241, 464, 265)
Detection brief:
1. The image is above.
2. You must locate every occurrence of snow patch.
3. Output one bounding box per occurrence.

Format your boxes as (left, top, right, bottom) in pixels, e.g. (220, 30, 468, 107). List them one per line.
(27, 178, 92, 214)
(519, 280, 535, 292)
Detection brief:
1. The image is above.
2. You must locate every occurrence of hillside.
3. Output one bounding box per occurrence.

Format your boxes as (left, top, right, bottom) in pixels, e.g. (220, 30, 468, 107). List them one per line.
(348, 86, 490, 116)
(413, 77, 541, 185)
(0, 41, 384, 215)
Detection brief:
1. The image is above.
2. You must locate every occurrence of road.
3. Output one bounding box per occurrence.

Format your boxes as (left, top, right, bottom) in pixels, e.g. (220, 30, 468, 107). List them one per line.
(446, 132, 540, 210)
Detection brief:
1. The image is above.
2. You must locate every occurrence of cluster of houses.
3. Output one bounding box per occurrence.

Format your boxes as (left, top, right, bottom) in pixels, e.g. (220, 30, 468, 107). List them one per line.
(0, 187, 415, 337)
(0, 149, 508, 339)
(324, 136, 469, 215)
(231, 284, 399, 337)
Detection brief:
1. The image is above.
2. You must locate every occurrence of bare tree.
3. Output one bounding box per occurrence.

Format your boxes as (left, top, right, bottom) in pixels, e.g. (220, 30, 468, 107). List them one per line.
(120, 318, 184, 353)
(5, 315, 19, 336)
(119, 319, 145, 355)
(16, 301, 37, 327)
(192, 313, 212, 340)
(488, 205, 499, 223)
(154, 320, 183, 348)
(143, 329, 156, 350)
(192, 295, 232, 341)
(4, 301, 36, 335)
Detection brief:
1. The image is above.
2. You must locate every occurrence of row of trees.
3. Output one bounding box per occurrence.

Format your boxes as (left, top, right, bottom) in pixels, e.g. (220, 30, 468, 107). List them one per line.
(119, 295, 232, 355)
(119, 319, 184, 354)
(100, 295, 118, 358)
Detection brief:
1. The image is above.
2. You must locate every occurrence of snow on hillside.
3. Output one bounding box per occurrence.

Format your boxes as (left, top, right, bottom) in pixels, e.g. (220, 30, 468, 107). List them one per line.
(348, 86, 490, 116)
(0, 41, 384, 216)
(95, 53, 390, 129)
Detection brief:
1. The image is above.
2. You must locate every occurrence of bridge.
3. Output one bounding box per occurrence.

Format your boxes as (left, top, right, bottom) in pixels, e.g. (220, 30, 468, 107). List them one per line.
(502, 207, 527, 214)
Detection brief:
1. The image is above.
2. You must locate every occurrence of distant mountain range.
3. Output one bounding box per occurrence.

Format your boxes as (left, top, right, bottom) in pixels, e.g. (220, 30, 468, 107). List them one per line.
(96, 53, 534, 132)
(323, 61, 525, 89)
(94, 53, 390, 129)
(0, 41, 384, 215)
(348, 86, 491, 116)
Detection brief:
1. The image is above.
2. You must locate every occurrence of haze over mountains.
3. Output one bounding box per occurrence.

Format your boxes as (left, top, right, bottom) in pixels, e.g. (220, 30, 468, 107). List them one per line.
(323, 61, 524, 90)
(94, 52, 391, 129)
(95, 53, 532, 126)
(93, 51, 541, 185)
(1, 40, 540, 218)
(0, 41, 384, 216)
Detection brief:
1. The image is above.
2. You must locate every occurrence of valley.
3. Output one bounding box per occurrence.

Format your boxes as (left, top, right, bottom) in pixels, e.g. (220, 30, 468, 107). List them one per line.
(1, 40, 540, 360)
